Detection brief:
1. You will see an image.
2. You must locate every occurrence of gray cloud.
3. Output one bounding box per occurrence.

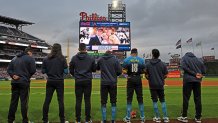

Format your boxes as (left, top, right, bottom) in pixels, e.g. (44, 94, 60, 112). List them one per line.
(125, 0, 218, 60)
(1, 0, 218, 61)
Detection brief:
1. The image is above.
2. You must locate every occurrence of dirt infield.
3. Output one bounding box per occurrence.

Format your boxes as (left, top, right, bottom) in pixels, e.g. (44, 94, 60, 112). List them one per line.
(142, 79, 218, 87)
(33, 79, 218, 87)
(43, 119, 218, 123)
(114, 118, 218, 123)
(47, 119, 218, 123)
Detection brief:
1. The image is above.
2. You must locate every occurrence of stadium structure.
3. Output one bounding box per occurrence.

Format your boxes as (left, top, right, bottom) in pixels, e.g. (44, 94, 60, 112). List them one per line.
(108, 0, 127, 61)
(0, 15, 50, 80)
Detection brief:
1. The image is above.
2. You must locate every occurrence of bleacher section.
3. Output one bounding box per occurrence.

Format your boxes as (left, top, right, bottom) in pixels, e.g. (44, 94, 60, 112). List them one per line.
(32, 69, 46, 79)
(0, 67, 46, 79)
(0, 67, 8, 79)
(0, 26, 50, 47)
(0, 50, 47, 60)
(0, 15, 51, 80)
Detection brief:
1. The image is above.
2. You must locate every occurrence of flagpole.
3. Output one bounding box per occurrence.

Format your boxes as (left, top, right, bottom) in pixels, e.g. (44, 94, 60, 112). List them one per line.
(200, 42, 203, 58)
(168, 53, 171, 64)
(180, 44, 183, 58)
(192, 41, 194, 53)
(181, 41, 183, 57)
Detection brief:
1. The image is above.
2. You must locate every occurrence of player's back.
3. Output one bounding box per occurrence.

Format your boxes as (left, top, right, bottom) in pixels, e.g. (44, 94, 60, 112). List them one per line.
(70, 52, 96, 81)
(123, 56, 145, 76)
(97, 53, 122, 85)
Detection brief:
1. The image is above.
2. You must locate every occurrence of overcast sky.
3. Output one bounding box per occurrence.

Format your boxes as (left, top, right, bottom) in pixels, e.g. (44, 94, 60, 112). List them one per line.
(1, 0, 218, 61)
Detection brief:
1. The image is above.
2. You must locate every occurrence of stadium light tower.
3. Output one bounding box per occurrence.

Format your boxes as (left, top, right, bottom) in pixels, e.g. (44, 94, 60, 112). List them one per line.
(108, 0, 126, 22)
(108, 0, 127, 59)
(112, 0, 121, 10)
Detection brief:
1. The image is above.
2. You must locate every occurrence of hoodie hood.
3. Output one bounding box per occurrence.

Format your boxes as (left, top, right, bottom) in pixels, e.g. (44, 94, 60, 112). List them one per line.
(150, 59, 161, 65)
(16, 52, 26, 57)
(102, 53, 114, 60)
(185, 52, 196, 58)
(76, 52, 88, 60)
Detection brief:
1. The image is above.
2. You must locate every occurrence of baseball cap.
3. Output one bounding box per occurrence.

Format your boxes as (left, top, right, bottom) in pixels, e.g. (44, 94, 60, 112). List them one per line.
(131, 48, 138, 54)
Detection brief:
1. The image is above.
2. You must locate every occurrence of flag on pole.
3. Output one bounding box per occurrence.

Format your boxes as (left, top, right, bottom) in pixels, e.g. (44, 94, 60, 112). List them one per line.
(186, 38, 192, 43)
(146, 54, 149, 58)
(143, 53, 145, 58)
(176, 45, 181, 49)
(211, 48, 215, 50)
(176, 39, 181, 46)
(196, 42, 201, 47)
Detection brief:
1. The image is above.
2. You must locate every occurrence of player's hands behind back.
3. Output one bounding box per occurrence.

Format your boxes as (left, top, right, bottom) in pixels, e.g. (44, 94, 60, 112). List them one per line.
(196, 73, 203, 79)
(13, 75, 20, 80)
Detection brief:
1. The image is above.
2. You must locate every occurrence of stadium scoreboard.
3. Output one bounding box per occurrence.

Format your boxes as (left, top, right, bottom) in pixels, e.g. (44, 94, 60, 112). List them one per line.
(79, 21, 131, 51)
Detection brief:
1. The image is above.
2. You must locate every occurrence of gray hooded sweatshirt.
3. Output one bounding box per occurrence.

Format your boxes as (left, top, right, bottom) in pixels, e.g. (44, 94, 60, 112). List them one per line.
(97, 53, 122, 85)
(146, 59, 168, 89)
(181, 52, 206, 83)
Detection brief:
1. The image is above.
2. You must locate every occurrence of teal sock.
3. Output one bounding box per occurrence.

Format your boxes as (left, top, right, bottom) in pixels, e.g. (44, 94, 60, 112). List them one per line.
(138, 103, 145, 118)
(111, 103, 116, 121)
(126, 103, 132, 119)
(101, 105, 107, 121)
(161, 102, 168, 117)
(153, 102, 160, 117)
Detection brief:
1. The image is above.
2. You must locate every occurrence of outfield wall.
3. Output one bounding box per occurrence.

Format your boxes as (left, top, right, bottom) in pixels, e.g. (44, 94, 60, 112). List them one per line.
(205, 61, 218, 76)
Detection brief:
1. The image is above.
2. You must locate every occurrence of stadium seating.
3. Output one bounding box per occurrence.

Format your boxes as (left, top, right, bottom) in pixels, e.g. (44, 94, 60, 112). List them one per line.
(32, 69, 46, 79)
(0, 67, 9, 79)
(0, 26, 50, 47)
(0, 67, 46, 80)
(0, 17, 51, 80)
(0, 49, 47, 59)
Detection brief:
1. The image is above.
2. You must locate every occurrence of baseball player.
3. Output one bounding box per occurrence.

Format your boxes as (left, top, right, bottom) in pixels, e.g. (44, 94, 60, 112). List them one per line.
(69, 43, 96, 123)
(122, 48, 145, 123)
(145, 49, 169, 123)
(42, 43, 68, 123)
(97, 50, 122, 123)
(177, 52, 206, 123)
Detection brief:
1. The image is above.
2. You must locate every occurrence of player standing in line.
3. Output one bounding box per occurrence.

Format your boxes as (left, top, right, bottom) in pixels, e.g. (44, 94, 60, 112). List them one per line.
(41, 43, 69, 123)
(97, 50, 122, 123)
(177, 52, 206, 123)
(145, 49, 169, 123)
(122, 48, 146, 123)
(7, 47, 36, 123)
(69, 43, 96, 123)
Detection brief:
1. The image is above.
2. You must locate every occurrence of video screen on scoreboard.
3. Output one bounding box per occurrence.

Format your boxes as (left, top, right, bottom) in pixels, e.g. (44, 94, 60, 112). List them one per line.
(79, 21, 131, 51)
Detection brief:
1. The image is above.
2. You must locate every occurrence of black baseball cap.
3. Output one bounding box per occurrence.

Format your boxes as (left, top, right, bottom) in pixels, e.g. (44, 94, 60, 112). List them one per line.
(131, 48, 138, 54)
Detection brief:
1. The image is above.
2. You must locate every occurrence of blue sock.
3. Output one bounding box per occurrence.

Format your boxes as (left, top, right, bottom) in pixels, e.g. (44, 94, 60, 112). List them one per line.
(161, 102, 168, 117)
(111, 103, 116, 121)
(153, 102, 160, 117)
(101, 105, 107, 121)
(126, 103, 132, 119)
(138, 103, 145, 118)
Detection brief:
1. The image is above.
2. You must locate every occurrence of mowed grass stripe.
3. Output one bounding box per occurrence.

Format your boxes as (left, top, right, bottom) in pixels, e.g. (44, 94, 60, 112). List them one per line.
(0, 78, 218, 122)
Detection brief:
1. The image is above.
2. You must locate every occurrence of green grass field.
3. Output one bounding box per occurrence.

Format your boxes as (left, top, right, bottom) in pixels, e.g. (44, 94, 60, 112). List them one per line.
(0, 78, 218, 122)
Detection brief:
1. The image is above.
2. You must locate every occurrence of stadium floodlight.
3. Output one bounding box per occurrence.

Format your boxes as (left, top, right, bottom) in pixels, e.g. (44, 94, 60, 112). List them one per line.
(112, 0, 122, 10)
(112, 0, 118, 9)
